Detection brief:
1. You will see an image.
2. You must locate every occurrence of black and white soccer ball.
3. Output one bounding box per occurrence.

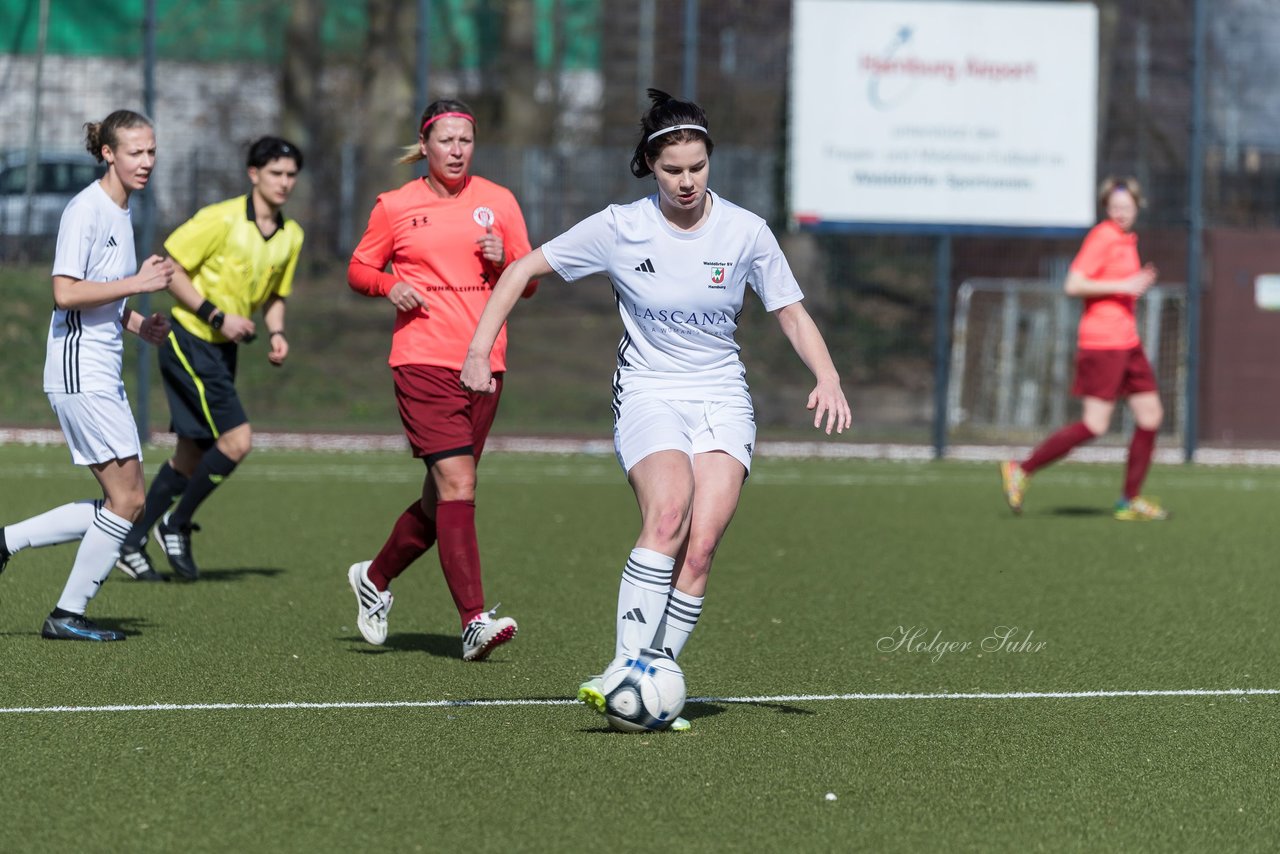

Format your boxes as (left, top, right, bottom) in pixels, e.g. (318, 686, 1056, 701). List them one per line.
(602, 648, 686, 733)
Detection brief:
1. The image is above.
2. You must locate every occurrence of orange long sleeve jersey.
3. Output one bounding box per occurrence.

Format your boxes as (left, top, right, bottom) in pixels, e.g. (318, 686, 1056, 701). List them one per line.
(348, 176, 535, 371)
(1069, 219, 1142, 351)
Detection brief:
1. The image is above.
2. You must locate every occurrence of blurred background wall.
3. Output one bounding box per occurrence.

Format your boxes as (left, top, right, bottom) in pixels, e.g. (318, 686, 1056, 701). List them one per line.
(1, 0, 1277, 447)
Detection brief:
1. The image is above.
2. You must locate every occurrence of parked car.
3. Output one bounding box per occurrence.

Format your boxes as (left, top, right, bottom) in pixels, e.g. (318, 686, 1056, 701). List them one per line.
(0, 150, 105, 237)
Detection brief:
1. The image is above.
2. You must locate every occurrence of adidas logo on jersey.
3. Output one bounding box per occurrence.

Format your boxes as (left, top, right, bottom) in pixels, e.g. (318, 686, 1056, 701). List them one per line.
(621, 607, 647, 623)
(634, 258, 656, 274)
(106, 236, 118, 248)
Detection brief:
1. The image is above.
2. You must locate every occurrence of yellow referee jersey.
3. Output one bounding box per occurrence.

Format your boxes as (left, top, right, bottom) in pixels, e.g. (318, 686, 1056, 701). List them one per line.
(166, 195, 304, 343)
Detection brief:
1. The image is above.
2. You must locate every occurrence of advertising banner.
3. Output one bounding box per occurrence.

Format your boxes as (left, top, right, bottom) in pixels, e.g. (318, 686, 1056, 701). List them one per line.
(791, 0, 1098, 230)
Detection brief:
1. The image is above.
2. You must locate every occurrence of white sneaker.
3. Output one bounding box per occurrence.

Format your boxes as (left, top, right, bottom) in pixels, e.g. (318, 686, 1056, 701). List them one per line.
(347, 561, 393, 645)
(461, 605, 517, 661)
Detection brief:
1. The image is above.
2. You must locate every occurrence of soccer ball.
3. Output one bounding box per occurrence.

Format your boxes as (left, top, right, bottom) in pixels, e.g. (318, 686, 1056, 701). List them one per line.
(602, 648, 686, 733)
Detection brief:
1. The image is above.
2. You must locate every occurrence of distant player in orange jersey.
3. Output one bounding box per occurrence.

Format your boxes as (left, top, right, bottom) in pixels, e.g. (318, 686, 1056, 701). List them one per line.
(1001, 176, 1168, 521)
(345, 98, 537, 660)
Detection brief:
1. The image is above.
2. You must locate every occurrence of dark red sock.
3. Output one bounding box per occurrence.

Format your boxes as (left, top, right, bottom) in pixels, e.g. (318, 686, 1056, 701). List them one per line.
(1022, 421, 1096, 475)
(435, 499, 484, 626)
(1124, 428, 1157, 500)
(368, 501, 436, 590)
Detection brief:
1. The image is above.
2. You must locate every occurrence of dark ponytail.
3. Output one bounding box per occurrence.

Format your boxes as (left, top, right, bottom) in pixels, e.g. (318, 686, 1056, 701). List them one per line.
(83, 110, 153, 163)
(629, 88, 713, 179)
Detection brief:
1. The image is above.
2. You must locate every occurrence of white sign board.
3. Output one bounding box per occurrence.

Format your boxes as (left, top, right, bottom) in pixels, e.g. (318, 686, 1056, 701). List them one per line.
(1255, 275, 1280, 311)
(790, 0, 1098, 229)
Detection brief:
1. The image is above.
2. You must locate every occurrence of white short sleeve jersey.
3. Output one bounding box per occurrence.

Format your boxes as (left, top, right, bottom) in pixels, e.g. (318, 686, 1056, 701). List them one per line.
(542, 191, 802, 407)
(44, 181, 137, 394)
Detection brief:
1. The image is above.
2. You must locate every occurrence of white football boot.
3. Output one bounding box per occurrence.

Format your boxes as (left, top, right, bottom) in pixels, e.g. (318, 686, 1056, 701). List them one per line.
(461, 605, 517, 661)
(347, 561, 393, 645)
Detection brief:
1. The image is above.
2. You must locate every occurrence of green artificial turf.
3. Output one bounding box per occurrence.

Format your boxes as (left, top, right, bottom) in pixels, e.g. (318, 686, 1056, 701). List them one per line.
(1, 446, 1277, 851)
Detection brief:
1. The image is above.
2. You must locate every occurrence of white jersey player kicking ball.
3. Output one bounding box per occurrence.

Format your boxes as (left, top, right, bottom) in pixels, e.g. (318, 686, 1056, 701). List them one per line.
(461, 89, 851, 730)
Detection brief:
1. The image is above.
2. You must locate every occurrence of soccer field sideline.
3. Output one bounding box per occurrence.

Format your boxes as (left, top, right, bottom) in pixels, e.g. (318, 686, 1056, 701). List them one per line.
(9, 453, 1280, 493)
(4, 426, 1280, 466)
(2, 686, 1274, 716)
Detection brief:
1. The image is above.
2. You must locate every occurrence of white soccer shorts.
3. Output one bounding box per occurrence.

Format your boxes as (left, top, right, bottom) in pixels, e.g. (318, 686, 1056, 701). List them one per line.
(49, 387, 142, 466)
(613, 394, 756, 475)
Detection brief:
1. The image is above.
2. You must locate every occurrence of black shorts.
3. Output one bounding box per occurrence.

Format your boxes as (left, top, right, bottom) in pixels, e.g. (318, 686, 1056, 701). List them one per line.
(157, 319, 247, 440)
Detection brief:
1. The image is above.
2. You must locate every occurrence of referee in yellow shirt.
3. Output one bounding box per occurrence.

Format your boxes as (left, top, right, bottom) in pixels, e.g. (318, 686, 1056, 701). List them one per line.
(116, 137, 304, 581)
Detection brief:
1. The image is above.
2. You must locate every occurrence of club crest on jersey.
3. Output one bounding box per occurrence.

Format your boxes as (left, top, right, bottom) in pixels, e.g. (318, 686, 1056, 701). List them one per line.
(703, 259, 731, 289)
(472, 206, 495, 228)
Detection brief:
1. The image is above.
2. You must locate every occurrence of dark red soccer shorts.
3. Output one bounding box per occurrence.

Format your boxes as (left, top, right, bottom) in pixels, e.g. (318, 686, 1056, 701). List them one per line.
(392, 364, 504, 464)
(1071, 346, 1158, 400)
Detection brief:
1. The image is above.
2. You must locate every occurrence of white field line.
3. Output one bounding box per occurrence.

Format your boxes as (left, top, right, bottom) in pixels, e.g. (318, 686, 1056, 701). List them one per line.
(8, 460, 1280, 492)
(1, 687, 1276, 715)
(5, 427, 1280, 466)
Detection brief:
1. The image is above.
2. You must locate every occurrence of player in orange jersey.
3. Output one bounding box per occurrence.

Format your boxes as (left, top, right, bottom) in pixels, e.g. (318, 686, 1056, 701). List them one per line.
(1001, 176, 1168, 521)
(345, 99, 537, 660)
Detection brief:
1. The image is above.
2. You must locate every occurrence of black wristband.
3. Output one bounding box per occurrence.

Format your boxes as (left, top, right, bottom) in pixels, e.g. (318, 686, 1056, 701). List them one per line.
(196, 300, 218, 322)
(269, 330, 286, 339)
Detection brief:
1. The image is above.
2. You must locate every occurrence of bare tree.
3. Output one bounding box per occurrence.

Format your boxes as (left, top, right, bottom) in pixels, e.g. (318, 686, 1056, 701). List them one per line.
(281, 0, 331, 251)
(498, 0, 553, 147)
(355, 0, 416, 240)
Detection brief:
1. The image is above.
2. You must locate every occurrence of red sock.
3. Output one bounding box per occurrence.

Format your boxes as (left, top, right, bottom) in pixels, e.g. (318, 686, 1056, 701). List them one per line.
(368, 501, 436, 590)
(1022, 421, 1096, 475)
(435, 499, 485, 626)
(1124, 428, 1157, 500)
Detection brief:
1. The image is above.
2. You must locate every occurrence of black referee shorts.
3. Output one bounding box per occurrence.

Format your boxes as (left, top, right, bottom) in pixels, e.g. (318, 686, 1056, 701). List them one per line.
(157, 319, 248, 441)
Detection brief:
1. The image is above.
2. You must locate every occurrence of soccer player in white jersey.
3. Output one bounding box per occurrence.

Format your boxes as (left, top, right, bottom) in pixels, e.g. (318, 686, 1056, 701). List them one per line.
(0, 110, 174, 641)
(461, 89, 851, 728)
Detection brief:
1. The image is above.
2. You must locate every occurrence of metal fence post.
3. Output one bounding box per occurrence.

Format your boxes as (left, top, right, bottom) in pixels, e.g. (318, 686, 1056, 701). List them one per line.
(1183, 0, 1207, 462)
(20, 0, 49, 243)
(933, 234, 953, 459)
(134, 0, 157, 444)
(683, 0, 698, 100)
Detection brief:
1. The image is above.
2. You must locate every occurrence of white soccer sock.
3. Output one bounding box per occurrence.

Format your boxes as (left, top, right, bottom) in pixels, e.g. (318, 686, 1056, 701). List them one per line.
(614, 547, 674, 659)
(650, 587, 705, 660)
(55, 505, 132, 614)
(4, 500, 99, 554)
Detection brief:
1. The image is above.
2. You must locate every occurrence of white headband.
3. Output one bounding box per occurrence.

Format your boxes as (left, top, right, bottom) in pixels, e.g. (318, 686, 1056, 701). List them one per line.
(646, 123, 708, 143)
